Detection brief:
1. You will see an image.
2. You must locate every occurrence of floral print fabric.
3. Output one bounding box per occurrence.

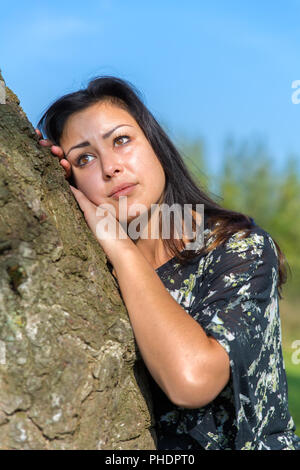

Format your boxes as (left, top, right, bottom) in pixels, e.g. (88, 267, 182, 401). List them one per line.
(147, 217, 300, 450)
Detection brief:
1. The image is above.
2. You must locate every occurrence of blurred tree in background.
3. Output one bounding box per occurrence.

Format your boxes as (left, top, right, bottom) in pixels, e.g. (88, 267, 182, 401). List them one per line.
(220, 137, 300, 301)
(178, 134, 300, 436)
(179, 134, 300, 301)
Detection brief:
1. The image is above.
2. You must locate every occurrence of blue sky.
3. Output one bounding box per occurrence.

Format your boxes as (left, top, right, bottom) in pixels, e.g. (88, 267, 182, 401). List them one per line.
(1, 0, 300, 180)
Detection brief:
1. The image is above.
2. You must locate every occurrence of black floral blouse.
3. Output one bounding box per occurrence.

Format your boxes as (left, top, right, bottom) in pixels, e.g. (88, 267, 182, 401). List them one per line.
(145, 215, 300, 450)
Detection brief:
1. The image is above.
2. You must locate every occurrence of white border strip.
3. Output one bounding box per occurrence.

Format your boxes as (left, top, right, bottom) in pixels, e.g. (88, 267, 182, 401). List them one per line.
(0, 340, 6, 364)
(0, 80, 6, 104)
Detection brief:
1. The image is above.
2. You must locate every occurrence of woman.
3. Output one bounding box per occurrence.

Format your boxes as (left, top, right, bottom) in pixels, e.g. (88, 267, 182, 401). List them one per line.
(36, 76, 300, 450)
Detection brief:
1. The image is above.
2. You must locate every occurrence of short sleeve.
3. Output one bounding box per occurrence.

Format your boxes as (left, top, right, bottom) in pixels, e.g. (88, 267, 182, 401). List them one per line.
(190, 229, 279, 354)
(187, 228, 289, 448)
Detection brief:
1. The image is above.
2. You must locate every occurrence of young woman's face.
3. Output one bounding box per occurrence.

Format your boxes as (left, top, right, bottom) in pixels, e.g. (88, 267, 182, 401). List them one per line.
(60, 101, 166, 223)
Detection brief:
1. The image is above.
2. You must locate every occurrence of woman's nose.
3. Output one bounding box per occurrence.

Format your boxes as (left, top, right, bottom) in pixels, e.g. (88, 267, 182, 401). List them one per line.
(100, 152, 124, 178)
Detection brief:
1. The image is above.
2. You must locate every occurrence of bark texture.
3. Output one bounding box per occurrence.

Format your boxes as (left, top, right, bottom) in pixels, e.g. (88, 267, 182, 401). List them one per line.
(0, 73, 156, 450)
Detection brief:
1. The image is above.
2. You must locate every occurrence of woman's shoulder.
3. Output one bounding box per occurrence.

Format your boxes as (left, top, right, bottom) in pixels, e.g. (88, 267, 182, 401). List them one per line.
(156, 217, 278, 281)
(205, 217, 277, 252)
(201, 218, 279, 275)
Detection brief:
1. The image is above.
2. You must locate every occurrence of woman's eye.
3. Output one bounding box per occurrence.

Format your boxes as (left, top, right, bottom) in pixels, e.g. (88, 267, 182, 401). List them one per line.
(76, 154, 95, 167)
(114, 135, 130, 146)
(75, 136, 129, 166)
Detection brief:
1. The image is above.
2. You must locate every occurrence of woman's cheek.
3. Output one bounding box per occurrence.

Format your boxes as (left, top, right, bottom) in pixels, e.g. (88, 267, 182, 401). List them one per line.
(73, 168, 103, 201)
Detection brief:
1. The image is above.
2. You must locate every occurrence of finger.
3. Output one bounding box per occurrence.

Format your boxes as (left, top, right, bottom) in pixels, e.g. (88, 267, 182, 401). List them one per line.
(51, 145, 64, 158)
(69, 185, 91, 204)
(35, 128, 54, 147)
(60, 159, 72, 179)
(69, 185, 88, 210)
(39, 139, 54, 147)
(35, 129, 50, 145)
(60, 159, 71, 169)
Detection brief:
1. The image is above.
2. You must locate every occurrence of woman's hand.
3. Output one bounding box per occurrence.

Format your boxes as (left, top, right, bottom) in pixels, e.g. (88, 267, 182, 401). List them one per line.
(35, 129, 72, 180)
(69, 185, 135, 267)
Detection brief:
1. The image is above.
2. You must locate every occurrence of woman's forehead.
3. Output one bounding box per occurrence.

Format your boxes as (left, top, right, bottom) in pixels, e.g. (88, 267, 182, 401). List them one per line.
(67, 102, 136, 130)
(61, 102, 138, 143)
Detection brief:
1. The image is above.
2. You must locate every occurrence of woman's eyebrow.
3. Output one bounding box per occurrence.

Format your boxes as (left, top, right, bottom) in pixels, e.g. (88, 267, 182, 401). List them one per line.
(65, 124, 133, 158)
(102, 124, 133, 139)
(66, 141, 90, 158)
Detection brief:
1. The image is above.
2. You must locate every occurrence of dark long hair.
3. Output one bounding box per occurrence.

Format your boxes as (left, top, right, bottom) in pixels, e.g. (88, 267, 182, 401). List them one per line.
(37, 76, 289, 299)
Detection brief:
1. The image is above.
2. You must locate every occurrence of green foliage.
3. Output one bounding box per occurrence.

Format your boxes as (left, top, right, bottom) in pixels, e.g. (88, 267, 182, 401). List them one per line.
(177, 134, 212, 193)
(180, 132, 300, 437)
(180, 134, 300, 301)
(283, 346, 300, 437)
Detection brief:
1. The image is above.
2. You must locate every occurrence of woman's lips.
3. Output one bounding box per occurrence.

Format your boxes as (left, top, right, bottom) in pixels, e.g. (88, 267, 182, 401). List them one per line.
(110, 184, 138, 199)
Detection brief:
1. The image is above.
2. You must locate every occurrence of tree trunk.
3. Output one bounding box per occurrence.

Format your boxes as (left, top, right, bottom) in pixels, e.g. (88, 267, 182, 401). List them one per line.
(0, 72, 156, 450)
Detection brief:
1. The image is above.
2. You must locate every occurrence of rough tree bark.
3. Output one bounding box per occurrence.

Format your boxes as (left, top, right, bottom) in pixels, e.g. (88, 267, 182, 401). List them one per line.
(0, 72, 156, 450)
